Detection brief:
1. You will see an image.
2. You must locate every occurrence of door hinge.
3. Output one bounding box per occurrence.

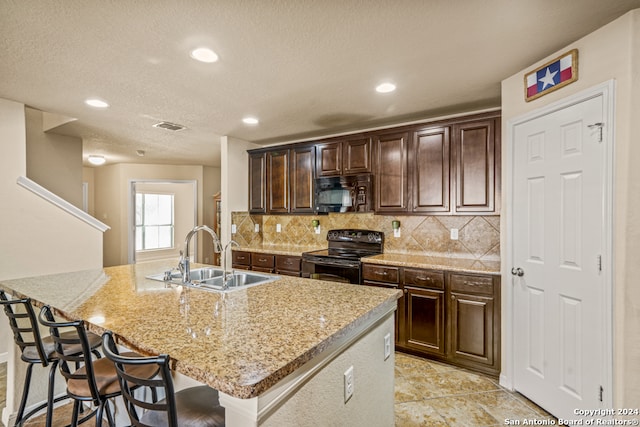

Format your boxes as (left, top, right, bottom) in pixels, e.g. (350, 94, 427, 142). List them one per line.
(599, 385, 604, 402)
(588, 122, 604, 143)
(597, 255, 602, 272)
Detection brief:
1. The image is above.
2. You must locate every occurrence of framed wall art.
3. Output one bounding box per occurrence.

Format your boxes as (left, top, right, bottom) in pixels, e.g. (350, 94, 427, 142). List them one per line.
(524, 49, 578, 102)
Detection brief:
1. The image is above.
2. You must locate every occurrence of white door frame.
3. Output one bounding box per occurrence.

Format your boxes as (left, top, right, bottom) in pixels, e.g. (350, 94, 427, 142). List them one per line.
(502, 80, 615, 406)
(127, 179, 198, 264)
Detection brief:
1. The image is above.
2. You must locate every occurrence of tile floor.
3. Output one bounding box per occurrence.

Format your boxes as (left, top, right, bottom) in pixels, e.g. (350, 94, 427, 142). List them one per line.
(0, 353, 554, 426)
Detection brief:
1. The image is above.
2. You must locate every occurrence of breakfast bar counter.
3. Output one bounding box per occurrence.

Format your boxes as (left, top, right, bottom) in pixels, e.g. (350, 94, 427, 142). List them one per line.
(0, 260, 401, 426)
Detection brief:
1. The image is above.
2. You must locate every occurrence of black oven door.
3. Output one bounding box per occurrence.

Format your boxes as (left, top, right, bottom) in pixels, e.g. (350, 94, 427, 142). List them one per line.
(301, 257, 361, 284)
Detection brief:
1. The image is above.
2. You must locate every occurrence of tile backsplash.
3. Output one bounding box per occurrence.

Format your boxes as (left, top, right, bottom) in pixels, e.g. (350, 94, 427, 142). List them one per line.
(231, 212, 500, 261)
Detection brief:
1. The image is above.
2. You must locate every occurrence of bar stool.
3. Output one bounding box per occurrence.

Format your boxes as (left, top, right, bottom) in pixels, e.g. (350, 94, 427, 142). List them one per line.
(38, 305, 159, 427)
(0, 290, 102, 427)
(102, 330, 225, 427)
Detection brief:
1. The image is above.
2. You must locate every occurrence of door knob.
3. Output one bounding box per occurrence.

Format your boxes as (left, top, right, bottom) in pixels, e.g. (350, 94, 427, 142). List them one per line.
(511, 267, 524, 277)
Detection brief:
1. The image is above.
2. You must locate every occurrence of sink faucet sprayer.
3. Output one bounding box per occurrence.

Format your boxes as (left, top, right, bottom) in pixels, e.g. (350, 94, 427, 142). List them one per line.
(222, 240, 240, 289)
(179, 225, 222, 283)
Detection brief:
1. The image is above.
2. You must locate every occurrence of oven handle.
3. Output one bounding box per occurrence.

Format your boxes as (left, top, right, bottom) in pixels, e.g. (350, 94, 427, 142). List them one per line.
(302, 257, 360, 269)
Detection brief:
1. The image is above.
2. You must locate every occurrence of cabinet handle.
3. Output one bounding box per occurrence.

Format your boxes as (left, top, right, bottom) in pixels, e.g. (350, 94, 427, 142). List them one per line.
(237, 256, 245, 260)
(375, 271, 388, 276)
(404, 289, 408, 294)
(284, 260, 292, 265)
(415, 276, 432, 283)
(259, 258, 267, 262)
(451, 295, 455, 300)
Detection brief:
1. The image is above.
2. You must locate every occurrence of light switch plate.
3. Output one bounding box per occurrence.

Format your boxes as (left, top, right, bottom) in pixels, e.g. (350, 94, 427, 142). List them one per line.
(231, 224, 237, 234)
(450, 228, 459, 240)
(254, 223, 260, 232)
(276, 224, 282, 233)
(384, 333, 391, 360)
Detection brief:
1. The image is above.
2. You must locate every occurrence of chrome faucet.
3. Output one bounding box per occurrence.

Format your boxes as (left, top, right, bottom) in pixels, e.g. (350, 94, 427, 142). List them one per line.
(179, 225, 222, 283)
(221, 240, 240, 289)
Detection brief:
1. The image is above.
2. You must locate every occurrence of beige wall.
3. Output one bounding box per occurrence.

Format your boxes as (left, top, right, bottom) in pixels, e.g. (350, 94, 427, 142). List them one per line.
(94, 163, 220, 266)
(501, 10, 639, 406)
(0, 98, 104, 424)
(25, 107, 84, 208)
(221, 136, 259, 265)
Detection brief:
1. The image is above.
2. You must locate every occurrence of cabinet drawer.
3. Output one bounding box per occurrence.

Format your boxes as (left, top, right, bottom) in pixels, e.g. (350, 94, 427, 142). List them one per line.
(362, 264, 400, 284)
(404, 269, 444, 290)
(276, 255, 301, 272)
(449, 273, 494, 295)
(232, 251, 251, 266)
(252, 253, 275, 268)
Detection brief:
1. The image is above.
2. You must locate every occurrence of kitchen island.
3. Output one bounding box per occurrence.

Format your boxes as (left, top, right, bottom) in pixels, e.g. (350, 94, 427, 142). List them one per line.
(0, 260, 401, 427)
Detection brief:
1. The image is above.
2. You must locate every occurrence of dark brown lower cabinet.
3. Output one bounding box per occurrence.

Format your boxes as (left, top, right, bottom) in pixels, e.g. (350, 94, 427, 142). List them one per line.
(362, 263, 500, 376)
(276, 255, 302, 276)
(231, 250, 302, 276)
(405, 286, 446, 357)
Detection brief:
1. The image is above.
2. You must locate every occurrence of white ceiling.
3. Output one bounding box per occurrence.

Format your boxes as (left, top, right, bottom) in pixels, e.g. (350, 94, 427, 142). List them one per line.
(2, 1, 639, 168)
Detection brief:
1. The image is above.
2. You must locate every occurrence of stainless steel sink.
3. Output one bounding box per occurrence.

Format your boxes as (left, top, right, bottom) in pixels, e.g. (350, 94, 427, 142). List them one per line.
(146, 268, 278, 292)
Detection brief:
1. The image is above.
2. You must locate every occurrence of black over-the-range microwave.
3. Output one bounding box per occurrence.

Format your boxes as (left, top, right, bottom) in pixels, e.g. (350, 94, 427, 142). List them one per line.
(314, 174, 372, 213)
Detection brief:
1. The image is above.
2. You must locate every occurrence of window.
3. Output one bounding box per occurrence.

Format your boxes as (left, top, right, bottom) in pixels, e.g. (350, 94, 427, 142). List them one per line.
(135, 193, 174, 251)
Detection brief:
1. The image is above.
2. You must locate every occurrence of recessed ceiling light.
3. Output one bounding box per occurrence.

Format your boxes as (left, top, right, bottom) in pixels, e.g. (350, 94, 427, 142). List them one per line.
(85, 98, 109, 108)
(87, 155, 106, 166)
(242, 117, 259, 125)
(190, 47, 219, 63)
(375, 83, 396, 93)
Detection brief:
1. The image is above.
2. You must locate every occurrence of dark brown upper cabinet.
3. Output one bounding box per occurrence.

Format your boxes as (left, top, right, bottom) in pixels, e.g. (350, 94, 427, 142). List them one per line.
(411, 126, 451, 213)
(248, 152, 267, 214)
(289, 146, 315, 213)
(316, 138, 371, 177)
(452, 118, 500, 214)
(373, 132, 409, 212)
(267, 150, 289, 213)
(249, 145, 315, 215)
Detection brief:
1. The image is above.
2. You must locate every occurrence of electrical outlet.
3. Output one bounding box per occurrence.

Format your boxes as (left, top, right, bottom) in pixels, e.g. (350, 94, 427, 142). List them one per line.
(450, 228, 459, 240)
(231, 224, 237, 234)
(314, 225, 321, 234)
(276, 224, 282, 233)
(384, 333, 391, 360)
(254, 223, 260, 233)
(344, 366, 354, 402)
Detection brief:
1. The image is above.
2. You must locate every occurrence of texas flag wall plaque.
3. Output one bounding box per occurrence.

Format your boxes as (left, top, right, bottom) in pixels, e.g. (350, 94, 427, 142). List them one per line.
(524, 49, 578, 102)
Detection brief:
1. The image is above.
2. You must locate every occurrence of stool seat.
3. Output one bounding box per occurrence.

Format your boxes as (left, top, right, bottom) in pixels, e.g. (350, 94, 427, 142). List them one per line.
(141, 385, 225, 427)
(21, 330, 102, 363)
(67, 352, 158, 398)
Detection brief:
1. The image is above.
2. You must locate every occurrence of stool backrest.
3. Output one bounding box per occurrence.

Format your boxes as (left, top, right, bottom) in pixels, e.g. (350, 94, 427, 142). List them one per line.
(102, 331, 177, 427)
(38, 305, 102, 405)
(0, 290, 49, 364)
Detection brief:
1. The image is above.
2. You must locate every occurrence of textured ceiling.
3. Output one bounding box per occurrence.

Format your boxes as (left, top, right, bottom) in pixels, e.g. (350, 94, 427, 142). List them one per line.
(1, 0, 639, 167)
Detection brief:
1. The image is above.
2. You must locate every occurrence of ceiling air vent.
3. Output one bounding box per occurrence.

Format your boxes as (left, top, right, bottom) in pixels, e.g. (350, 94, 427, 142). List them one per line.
(153, 121, 186, 132)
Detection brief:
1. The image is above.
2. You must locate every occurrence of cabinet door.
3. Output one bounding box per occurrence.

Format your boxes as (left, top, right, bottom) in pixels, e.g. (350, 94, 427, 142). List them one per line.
(404, 286, 446, 356)
(374, 132, 409, 212)
(448, 292, 495, 368)
(290, 146, 315, 213)
(267, 150, 289, 213)
(343, 138, 371, 174)
(248, 152, 266, 214)
(316, 142, 342, 176)
(452, 119, 498, 213)
(412, 127, 451, 213)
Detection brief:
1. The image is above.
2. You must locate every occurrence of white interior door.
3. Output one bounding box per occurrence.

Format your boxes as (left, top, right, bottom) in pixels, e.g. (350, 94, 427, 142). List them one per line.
(511, 94, 609, 418)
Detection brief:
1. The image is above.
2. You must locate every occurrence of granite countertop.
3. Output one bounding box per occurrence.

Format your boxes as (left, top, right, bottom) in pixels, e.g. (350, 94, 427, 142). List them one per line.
(232, 244, 325, 257)
(0, 260, 400, 399)
(362, 253, 501, 275)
